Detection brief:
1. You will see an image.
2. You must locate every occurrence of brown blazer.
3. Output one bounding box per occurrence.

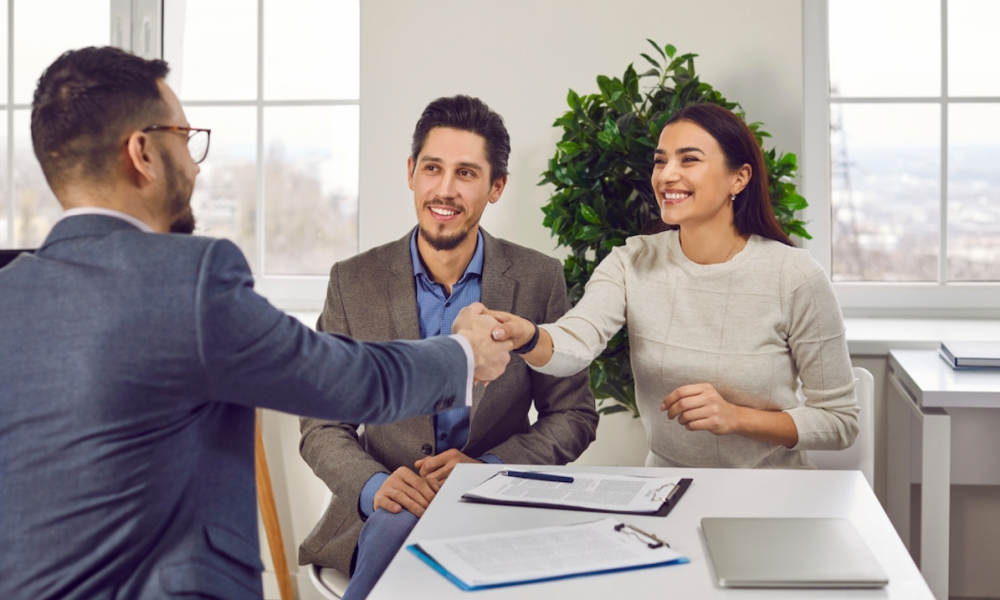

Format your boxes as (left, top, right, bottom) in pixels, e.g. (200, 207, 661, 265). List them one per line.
(298, 229, 597, 572)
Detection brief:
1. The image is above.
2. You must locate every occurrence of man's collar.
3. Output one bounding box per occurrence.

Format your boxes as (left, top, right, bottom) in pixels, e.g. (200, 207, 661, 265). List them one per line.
(59, 207, 154, 233)
(409, 228, 485, 282)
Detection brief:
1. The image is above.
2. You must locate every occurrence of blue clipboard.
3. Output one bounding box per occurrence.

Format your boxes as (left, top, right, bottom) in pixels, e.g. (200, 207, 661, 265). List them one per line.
(407, 529, 689, 591)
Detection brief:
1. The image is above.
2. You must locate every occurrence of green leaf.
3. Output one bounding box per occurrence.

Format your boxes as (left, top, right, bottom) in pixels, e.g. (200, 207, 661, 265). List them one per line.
(639, 53, 661, 68)
(665, 43, 676, 58)
(578, 225, 603, 240)
(579, 204, 602, 225)
(646, 38, 666, 60)
(557, 141, 580, 155)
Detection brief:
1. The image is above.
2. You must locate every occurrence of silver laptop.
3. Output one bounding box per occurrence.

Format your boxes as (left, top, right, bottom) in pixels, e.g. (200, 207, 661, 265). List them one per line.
(702, 518, 889, 588)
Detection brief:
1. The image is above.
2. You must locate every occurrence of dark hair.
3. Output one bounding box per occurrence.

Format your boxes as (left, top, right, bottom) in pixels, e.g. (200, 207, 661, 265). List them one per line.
(411, 95, 510, 182)
(662, 103, 793, 246)
(31, 46, 170, 192)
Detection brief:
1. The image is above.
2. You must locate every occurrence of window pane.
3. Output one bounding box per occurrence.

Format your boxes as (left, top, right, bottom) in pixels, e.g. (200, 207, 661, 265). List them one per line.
(948, 0, 1000, 97)
(164, 0, 256, 101)
(0, 1, 8, 103)
(831, 104, 940, 281)
(829, 0, 940, 97)
(14, 0, 110, 104)
(13, 109, 60, 248)
(264, 106, 358, 275)
(948, 104, 1000, 281)
(184, 106, 258, 272)
(0, 110, 7, 248)
(263, 0, 359, 100)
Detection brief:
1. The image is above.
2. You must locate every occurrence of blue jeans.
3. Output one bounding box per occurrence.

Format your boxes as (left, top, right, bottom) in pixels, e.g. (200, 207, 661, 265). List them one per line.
(341, 508, 419, 600)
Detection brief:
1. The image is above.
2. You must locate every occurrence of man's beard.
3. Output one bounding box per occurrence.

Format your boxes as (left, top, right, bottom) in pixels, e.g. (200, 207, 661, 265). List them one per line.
(418, 223, 471, 251)
(162, 151, 196, 235)
(418, 199, 474, 251)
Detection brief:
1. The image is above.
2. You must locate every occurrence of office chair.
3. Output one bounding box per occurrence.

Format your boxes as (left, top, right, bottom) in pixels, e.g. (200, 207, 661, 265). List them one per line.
(308, 489, 352, 599)
(807, 367, 876, 488)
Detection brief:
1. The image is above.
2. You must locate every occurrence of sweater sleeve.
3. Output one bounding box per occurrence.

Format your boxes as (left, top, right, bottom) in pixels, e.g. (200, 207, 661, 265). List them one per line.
(533, 246, 629, 377)
(782, 256, 860, 451)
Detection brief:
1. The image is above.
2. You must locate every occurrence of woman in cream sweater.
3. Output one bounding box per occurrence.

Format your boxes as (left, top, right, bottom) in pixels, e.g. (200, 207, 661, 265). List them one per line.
(491, 103, 858, 469)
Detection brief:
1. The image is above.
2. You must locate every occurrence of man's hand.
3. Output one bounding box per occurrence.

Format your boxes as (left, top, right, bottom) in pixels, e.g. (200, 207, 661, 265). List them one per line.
(661, 383, 742, 436)
(452, 302, 512, 382)
(482, 309, 535, 350)
(372, 466, 438, 517)
(414, 449, 481, 488)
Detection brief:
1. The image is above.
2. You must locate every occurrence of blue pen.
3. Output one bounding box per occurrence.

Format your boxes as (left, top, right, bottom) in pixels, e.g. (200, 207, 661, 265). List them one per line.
(500, 470, 574, 483)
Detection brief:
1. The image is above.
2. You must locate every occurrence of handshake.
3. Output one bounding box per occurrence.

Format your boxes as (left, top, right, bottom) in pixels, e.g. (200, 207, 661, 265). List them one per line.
(451, 302, 531, 383)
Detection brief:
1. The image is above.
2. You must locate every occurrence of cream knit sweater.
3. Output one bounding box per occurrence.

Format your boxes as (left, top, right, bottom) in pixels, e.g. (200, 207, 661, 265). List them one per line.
(535, 230, 858, 469)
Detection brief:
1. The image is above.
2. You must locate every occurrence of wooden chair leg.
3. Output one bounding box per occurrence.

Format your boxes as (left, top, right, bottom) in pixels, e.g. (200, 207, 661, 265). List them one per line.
(256, 410, 296, 600)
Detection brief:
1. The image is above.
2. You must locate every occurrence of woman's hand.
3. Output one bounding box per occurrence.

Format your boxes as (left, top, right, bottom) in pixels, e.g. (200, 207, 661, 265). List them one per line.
(661, 383, 799, 447)
(661, 383, 741, 435)
(483, 309, 535, 350)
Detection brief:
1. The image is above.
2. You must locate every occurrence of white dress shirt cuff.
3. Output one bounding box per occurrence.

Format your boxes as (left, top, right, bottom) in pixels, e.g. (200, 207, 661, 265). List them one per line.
(449, 334, 475, 407)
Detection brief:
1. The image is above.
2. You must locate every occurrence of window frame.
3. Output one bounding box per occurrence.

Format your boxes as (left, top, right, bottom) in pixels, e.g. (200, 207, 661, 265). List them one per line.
(166, 0, 358, 310)
(802, 0, 1000, 318)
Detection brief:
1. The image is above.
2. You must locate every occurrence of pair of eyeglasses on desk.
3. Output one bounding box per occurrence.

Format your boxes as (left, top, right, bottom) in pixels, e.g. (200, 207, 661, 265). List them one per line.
(142, 125, 212, 164)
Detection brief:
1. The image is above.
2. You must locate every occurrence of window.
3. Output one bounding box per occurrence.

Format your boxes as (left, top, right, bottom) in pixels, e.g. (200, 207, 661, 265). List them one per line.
(0, 1, 358, 310)
(165, 0, 359, 306)
(0, 1, 110, 250)
(803, 0, 1000, 316)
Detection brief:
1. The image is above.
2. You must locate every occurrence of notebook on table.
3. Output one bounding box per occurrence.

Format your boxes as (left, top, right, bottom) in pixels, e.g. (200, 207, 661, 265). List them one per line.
(702, 518, 889, 589)
(940, 341, 1000, 369)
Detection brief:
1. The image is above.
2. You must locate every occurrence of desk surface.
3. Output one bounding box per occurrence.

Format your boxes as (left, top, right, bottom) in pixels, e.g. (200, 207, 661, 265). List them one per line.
(890, 349, 1000, 408)
(370, 465, 932, 600)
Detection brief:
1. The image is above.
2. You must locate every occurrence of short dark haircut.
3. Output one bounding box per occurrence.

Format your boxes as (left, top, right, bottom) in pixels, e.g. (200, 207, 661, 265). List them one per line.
(663, 104, 794, 247)
(31, 46, 171, 192)
(410, 95, 510, 182)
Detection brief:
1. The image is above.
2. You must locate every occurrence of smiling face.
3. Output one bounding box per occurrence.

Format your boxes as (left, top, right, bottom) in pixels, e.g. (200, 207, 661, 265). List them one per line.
(651, 119, 749, 231)
(408, 127, 505, 251)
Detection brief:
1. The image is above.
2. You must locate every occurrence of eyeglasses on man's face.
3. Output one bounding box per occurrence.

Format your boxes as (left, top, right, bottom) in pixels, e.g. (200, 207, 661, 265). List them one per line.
(142, 125, 212, 164)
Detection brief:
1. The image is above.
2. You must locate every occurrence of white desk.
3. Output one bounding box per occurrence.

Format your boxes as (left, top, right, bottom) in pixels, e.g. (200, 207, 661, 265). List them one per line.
(886, 349, 1000, 600)
(369, 464, 932, 599)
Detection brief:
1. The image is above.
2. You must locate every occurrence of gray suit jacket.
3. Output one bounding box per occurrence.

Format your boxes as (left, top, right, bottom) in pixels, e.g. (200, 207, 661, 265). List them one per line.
(298, 229, 598, 573)
(0, 215, 470, 600)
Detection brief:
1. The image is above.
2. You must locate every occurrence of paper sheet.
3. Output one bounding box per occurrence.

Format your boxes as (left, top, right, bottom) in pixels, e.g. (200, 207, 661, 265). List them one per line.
(463, 472, 680, 513)
(411, 517, 686, 589)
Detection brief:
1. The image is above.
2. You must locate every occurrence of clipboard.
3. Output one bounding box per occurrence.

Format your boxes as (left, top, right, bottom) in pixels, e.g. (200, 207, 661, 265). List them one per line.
(406, 517, 689, 591)
(461, 475, 693, 518)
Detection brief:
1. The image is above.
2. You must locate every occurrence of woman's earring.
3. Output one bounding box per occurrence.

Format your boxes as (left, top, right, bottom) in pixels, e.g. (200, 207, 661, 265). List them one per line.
(730, 193, 736, 202)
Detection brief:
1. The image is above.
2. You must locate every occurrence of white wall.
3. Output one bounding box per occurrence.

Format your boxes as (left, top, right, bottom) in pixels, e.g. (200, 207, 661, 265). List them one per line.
(262, 2, 805, 597)
(359, 0, 803, 255)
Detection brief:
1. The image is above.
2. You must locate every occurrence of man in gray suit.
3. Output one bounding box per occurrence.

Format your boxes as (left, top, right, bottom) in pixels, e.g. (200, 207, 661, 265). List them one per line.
(0, 48, 512, 600)
(299, 96, 598, 599)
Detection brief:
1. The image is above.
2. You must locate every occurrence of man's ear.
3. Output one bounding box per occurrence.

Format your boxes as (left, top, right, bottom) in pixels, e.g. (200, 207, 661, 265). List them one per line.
(406, 156, 416, 191)
(488, 174, 507, 204)
(125, 130, 156, 186)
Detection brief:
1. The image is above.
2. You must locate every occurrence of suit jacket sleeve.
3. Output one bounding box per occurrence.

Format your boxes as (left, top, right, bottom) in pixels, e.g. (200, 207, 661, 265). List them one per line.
(197, 239, 466, 425)
(300, 261, 395, 512)
(480, 260, 598, 464)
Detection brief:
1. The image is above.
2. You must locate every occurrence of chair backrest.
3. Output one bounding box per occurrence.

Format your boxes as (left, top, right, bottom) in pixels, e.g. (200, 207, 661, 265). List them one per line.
(805, 366, 875, 488)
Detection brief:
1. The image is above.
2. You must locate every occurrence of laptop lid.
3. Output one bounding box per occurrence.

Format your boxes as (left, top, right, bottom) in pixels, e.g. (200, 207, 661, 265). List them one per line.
(702, 518, 889, 589)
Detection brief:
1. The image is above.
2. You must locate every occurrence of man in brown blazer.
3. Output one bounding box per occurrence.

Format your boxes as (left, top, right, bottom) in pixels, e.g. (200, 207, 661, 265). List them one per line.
(298, 96, 597, 599)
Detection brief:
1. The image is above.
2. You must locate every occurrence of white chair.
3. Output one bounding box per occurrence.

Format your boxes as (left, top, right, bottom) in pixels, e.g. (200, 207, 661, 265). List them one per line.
(807, 366, 875, 488)
(308, 489, 352, 599)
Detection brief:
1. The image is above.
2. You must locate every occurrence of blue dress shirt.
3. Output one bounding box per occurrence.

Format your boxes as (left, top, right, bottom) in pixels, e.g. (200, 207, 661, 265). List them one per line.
(359, 229, 502, 518)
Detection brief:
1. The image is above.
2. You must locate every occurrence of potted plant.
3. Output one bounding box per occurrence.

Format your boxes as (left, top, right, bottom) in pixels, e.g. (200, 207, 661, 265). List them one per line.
(540, 40, 809, 418)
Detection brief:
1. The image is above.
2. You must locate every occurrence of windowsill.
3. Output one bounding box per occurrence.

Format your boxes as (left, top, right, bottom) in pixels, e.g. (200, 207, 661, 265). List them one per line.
(845, 318, 1000, 355)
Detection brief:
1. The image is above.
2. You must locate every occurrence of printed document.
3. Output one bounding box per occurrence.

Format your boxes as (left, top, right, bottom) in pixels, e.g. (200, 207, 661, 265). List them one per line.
(409, 517, 687, 590)
(462, 472, 680, 513)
